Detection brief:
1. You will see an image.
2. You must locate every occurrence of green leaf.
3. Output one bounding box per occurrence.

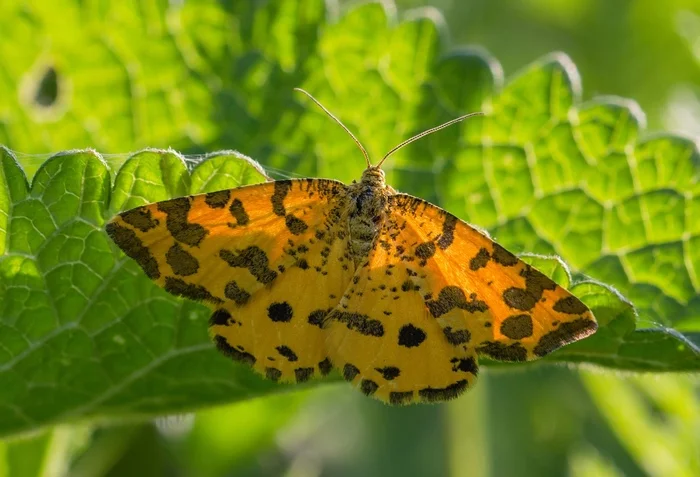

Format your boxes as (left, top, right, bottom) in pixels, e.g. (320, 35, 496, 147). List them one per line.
(0, 0, 698, 439)
(0, 148, 275, 438)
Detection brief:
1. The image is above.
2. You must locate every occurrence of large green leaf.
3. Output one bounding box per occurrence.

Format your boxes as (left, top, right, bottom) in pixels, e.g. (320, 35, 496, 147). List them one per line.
(0, 0, 698, 439)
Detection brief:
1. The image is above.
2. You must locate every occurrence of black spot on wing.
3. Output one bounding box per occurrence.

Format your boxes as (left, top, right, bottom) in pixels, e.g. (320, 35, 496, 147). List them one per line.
(443, 327, 471, 345)
(491, 243, 519, 266)
(205, 190, 230, 209)
(229, 198, 249, 226)
(308, 309, 332, 328)
(418, 380, 468, 402)
(398, 324, 426, 348)
(166, 242, 199, 276)
(120, 207, 159, 232)
(469, 248, 490, 271)
(437, 214, 457, 250)
(553, 296, 589, 314)
(500, 314, 533, 340)
(426, 286, 489, 318)
(331, 311, 384, 337)
(295, 258, 309, 270)
(267, 302, 293, 322)
(375, 366, 401, 380)
(360, 379, 379, 396)
(271, 180, 291, 216)
(106, 222, 160, 279)
(224, 280, 250, 305)
(343, 363, 360, 381)
(533, 318, 597, 357)
(503, 266, 558, 311)
(265, 367, 282, 382)
(294, 367, 314, 383)
(389, 391, 413, 405)
(523, 266, 558, 294)
(318, 358, 333, 376)
(285, 215, 308, 235)
(208, 308, 231, 326)
(415, 241, 436, 265)
(401, 279, 419, 292)
(502, 288, 537, 311)
(220, 246, 277, 284)
(391, 194, 426, 213)
(276, 345, 298, 362)
(451, 357, 478, 375)
(164, 277, 223, 304)
(157, 197, 208, 247)
(477, 341, 527, 362)
(214, 335, 255, 365)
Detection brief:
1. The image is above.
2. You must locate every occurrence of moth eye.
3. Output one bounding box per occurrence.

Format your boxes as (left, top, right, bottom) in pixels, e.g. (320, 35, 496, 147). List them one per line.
(372, 215, 382, 223)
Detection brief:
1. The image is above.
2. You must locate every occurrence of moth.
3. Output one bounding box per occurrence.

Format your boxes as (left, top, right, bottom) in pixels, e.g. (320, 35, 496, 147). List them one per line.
(106, 89, 597, 404)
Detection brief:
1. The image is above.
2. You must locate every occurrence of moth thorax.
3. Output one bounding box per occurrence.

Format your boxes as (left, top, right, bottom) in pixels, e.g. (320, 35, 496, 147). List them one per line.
(347, 175, 389, 266)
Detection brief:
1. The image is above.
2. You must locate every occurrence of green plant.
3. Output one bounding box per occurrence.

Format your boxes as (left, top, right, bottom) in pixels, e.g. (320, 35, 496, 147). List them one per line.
(0, 1, 698, 475)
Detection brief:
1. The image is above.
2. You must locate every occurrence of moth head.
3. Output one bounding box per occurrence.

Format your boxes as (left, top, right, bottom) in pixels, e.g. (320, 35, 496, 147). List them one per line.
(360, 166, 386, 186)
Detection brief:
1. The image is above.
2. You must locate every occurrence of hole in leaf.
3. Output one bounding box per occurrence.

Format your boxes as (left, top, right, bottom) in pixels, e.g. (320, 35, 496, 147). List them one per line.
(34, 66, 59, 107)
(20, 60, 69, 122)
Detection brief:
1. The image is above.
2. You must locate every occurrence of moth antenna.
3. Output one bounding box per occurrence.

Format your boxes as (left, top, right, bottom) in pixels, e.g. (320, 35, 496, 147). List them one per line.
(376, 112, 484, 169)
(294, 88, 372, 169)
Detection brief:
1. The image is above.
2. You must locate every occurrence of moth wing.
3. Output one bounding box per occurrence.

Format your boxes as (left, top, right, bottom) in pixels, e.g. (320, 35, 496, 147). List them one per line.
(325, 193, 596, 404)
(324, 209, 478, 405)
(385, 194, 597, 362)
(107, 179, 355, 382)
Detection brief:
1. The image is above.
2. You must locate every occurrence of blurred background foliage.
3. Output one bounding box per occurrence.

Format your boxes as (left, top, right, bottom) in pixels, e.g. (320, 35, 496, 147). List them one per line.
(0, 0, 699, 476)
(401, 0, 700, 137)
